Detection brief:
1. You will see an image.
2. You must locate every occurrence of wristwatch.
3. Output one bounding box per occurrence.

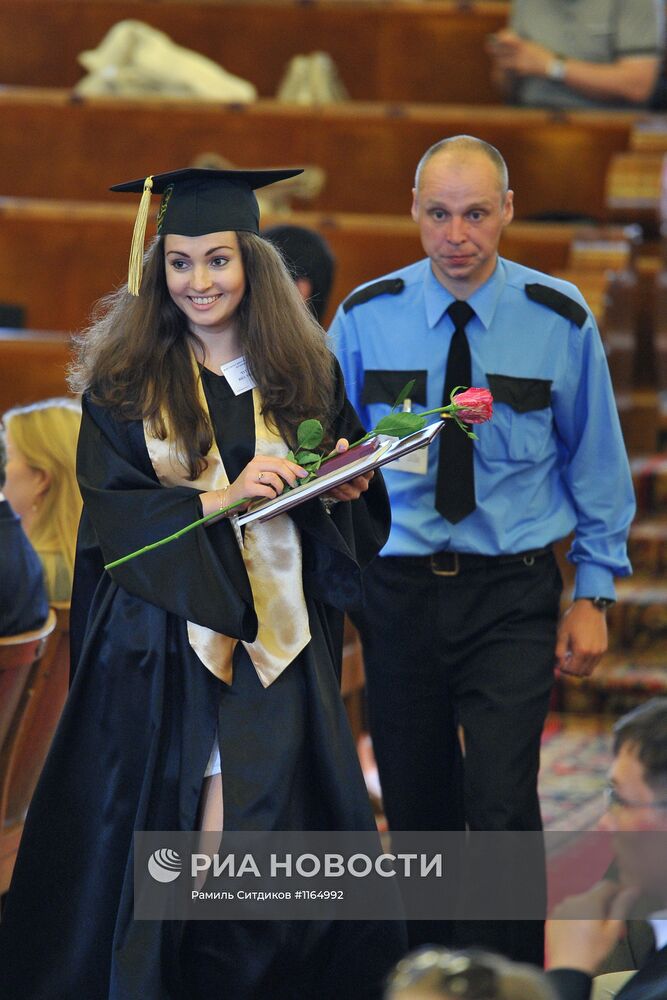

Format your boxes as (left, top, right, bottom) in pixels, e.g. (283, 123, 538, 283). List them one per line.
(546, 57, 567, 81)
(581, 597, 616, 611)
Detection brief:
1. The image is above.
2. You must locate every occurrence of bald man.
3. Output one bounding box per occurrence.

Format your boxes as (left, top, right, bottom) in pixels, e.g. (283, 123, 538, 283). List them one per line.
(330, 135, 634, 963)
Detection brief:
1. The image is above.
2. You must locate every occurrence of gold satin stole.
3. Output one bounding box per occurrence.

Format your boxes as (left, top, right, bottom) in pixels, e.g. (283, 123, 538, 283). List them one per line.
(143, 368, 311, 687)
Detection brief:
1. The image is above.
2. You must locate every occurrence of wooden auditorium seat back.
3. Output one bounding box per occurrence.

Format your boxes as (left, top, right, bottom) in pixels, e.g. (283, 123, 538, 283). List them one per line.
(0, 609, 56, 758)
(0, 0, 509, 103)
(0, 195, 646, 341)
(2, 602, 71, 830)
(605, 150, 665, 235)
(0, 89, 638, 221)
(0, 607, 57, 894)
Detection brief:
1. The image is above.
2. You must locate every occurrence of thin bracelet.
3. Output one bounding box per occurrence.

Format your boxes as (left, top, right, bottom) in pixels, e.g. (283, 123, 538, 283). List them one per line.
(217, 487, 230, 513)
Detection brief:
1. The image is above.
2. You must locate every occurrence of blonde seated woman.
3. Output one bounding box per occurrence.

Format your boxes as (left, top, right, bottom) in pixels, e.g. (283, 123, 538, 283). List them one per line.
(3, 397, 82, 602)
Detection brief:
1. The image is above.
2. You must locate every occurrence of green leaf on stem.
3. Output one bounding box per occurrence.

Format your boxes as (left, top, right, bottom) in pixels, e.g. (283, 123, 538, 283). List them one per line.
(294, 450, 323, 468)
(297, 419, 324, 450)
(392, 379, 416, 411)
(105, 385, 493, 573)
(375, 412, 426, 437)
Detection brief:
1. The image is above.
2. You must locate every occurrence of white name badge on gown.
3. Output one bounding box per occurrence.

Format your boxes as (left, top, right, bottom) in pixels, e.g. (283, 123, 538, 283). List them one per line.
(220, 356, 257, 395)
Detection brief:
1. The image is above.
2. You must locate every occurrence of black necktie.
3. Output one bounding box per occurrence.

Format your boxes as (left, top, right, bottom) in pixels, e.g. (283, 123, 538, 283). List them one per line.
(436, 300, 476, 523)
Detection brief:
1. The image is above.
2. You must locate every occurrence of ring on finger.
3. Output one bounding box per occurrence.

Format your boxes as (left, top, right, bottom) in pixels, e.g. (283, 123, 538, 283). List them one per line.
(257, 472, 264, 482)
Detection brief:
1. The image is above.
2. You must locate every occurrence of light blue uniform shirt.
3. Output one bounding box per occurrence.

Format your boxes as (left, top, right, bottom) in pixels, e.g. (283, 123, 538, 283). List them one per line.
(330, 256, 635, 599)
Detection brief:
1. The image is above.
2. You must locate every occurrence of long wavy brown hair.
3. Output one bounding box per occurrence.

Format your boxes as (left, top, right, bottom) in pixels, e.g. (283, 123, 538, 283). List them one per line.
(69, 232, 336, 479)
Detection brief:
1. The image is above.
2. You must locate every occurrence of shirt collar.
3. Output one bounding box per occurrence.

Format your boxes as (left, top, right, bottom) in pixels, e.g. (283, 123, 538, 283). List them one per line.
(649, 915, 667, 950)
(423, 257, 506, 331)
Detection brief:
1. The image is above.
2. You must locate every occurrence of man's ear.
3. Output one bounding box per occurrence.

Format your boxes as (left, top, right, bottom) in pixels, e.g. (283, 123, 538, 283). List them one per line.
(294, 276, 313, 303)
(502, 189, 514, 227)
(410, 187, 419, 223)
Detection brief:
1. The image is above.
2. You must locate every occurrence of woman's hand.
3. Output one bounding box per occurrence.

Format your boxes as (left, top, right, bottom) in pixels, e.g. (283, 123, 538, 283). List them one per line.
(229, 456, 309, 505)
(323, 438, 374, 502)
(200, 456, 308, 516)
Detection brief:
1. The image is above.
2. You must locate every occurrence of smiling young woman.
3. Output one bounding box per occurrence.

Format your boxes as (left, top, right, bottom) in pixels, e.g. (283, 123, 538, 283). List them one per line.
(0, 168, 406, 1000)
(163, 231, 247, 348)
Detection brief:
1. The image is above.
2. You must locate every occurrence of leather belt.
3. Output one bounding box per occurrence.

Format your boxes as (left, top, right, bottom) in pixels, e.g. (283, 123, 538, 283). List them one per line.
(392, 545, 552, 578)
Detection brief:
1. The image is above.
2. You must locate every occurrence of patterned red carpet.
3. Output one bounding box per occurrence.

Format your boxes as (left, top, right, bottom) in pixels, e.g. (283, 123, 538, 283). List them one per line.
(538, 713, 612, 832)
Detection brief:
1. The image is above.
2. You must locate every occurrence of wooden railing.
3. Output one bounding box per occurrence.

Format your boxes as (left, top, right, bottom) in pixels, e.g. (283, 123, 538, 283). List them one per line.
(0, 89, 643, 219)
(0, 1, 509, 104)
(0, 196, 641, 336)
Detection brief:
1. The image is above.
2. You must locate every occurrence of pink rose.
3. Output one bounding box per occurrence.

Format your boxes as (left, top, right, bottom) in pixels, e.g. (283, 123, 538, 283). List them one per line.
(451, 387, 493, 424)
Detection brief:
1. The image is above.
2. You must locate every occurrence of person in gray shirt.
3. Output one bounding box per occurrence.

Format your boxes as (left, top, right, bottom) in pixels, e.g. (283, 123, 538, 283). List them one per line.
(487, 0, 665, 109)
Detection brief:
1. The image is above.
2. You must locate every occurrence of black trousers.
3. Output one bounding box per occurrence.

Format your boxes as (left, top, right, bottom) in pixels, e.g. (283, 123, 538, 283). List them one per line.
(352, 548, 563, 963)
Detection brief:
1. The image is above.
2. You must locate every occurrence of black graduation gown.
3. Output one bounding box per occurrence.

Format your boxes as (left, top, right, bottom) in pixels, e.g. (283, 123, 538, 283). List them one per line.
(0, 364, 406, 999)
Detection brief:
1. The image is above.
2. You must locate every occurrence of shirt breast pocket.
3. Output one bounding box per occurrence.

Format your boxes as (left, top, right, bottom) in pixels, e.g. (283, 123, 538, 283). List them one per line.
(483, 374, 553, 463)
(361, 370, 428, 409)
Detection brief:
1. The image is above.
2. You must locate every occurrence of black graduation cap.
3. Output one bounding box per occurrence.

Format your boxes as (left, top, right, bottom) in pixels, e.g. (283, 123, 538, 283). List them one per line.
(111, 167, 303, 295)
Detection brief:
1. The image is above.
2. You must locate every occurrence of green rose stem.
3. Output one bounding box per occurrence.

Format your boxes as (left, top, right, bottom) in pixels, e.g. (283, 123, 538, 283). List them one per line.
(320, 401, 472, 460)
(104, 382, 487, 571)
(104, 495, 252, 570)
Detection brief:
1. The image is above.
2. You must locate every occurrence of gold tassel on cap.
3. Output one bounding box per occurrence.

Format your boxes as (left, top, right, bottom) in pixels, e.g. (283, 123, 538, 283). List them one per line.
(127, 175, 153, 296)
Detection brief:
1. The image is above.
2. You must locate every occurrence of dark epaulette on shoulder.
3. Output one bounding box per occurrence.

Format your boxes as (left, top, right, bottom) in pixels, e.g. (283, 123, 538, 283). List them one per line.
(342, 277, 405, 313)
(524, 282, 587, 329)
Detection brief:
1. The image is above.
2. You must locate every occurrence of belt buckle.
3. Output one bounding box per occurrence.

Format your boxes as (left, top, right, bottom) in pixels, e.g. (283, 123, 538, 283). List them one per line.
(430, 552, 459, 577)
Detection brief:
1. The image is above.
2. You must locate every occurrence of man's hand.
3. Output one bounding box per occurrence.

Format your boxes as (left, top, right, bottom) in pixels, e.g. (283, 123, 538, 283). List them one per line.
(326, 473, 374, 502)
(486, 29, 554, 78)
(546, 881, 639, 974)
(486, 28, 659, 105)
(554, 599, 608, 677)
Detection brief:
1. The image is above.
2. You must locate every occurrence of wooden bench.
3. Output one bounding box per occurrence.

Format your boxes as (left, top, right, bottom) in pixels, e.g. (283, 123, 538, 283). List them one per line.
(605, 120, 667, 232)
(0, 0, 508, 104)
(0, 330, 74, 413)
(605, 151, 665, 236)
(0, 196, 642, 337)
(630, 120, 667, 152)
(0, 608, 57, 894)
(2, 604, 70, 836)
(603, 130, 667, 385)
(0, 88, 642, 219)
